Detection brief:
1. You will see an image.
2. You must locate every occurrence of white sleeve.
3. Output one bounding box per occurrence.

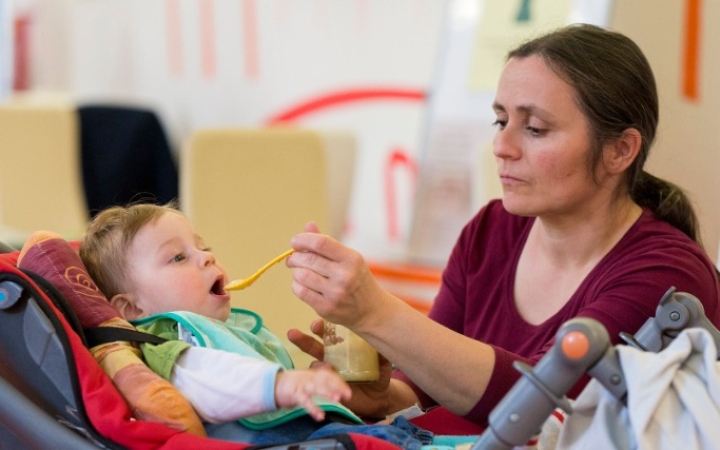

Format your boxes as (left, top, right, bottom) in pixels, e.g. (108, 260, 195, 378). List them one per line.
(170, 346, 282, 424)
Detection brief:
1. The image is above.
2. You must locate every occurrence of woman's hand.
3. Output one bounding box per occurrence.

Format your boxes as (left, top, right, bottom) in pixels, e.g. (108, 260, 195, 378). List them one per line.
(287, 320, 393, 419)
(287, 222, 387, 331)
(286, 319, 326, 362)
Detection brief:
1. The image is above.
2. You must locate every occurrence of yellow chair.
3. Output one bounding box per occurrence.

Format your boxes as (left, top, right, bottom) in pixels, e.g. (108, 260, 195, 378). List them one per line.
(180, 128, 329, 367)
(0, 98, 88, 246)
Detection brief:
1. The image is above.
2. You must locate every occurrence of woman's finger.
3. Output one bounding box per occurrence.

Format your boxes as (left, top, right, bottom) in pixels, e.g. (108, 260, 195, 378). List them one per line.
(304, 221, 321, 233)
(291, 232, 347, 264)
(287, 328, 325, 361)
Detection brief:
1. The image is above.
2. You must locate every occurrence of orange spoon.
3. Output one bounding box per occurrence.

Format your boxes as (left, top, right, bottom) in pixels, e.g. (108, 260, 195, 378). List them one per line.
(224, 249, 295, 291)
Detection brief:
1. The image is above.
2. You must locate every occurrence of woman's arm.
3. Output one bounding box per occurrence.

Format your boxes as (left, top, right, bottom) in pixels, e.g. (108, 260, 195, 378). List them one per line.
(364, 290, 496, 415)
(288, 230, 496, 416)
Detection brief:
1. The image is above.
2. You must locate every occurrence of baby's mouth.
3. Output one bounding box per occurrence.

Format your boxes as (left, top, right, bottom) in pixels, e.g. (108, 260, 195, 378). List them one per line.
(211, 278, 226, 295)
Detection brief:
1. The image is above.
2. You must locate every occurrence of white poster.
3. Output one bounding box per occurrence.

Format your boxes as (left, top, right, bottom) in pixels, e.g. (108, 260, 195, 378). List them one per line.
(408, 0, 613, 266)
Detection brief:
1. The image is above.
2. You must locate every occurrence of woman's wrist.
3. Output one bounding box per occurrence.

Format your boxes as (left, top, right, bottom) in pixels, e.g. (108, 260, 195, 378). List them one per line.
(386, 379, 420, 417)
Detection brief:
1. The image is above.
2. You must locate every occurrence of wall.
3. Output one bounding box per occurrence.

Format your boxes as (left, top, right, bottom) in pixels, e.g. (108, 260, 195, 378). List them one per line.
(25, 0, 446, 264)
(612, 0, 720, 260)
(12, 0, 720, 263)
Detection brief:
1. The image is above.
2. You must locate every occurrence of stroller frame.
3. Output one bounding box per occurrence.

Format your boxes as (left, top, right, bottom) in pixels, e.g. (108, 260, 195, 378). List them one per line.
(473, 286, 720, 449)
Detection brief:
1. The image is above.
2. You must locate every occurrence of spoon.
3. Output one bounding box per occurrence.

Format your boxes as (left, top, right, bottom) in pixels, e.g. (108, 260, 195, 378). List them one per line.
(224, 249, 295, 291)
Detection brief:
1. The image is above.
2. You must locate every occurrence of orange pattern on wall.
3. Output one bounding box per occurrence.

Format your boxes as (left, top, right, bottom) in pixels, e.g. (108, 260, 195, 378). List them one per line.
(682, 0, 701, 100)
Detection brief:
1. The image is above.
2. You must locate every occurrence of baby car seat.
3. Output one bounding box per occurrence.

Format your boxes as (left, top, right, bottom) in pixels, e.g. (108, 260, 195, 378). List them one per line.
(0, 247, 397, 450)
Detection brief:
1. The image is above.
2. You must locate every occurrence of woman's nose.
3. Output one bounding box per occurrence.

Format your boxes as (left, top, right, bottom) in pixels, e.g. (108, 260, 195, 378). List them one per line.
(492, 128, 520, 160)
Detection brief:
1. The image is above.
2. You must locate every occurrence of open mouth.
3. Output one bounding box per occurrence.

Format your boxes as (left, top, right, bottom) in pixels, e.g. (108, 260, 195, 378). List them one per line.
(211, 278, 226, 295)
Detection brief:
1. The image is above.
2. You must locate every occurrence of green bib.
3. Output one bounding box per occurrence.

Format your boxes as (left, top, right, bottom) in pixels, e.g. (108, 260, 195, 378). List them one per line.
(133, 309, 363, 429)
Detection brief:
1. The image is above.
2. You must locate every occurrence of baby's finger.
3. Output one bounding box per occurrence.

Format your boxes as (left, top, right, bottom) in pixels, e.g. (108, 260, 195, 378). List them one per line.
(309, 360, 334, 371)
(315, 374, 352, 401)
(300, 395, 325, 421)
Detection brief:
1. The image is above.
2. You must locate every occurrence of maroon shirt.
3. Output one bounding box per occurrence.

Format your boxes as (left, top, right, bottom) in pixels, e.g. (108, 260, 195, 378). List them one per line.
(394, 199, 720, 426)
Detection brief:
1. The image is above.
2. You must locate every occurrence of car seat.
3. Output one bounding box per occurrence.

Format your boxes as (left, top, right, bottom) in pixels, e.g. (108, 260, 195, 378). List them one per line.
(0, 247, 399, 450)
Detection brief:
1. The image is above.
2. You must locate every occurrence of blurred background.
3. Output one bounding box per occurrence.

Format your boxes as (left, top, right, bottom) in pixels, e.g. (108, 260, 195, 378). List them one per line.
(1, 0, 718, 364)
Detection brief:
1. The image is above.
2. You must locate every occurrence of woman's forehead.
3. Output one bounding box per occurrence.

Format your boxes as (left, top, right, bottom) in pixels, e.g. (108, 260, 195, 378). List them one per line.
(495, 56, 581, 118)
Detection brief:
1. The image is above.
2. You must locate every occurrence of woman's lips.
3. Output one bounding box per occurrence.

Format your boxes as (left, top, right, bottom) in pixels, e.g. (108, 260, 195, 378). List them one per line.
(499, 173, 524, 184)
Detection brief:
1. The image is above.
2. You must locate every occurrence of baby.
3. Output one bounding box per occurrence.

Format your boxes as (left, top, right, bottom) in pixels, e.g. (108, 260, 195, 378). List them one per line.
(78, 202, 428, 447)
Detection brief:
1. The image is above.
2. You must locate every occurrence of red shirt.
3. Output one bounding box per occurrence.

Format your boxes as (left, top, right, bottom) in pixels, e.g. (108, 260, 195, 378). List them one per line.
(395, 199, 720, 426)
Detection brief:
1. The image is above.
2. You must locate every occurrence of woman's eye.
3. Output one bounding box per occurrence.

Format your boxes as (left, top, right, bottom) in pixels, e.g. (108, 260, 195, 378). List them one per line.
(526, 126, 546, 136)
(172, 253, 186, 263)
(492, 119, 507, 129)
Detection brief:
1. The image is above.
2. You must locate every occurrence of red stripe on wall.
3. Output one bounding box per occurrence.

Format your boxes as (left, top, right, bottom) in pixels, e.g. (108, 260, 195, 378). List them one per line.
(385, 149, 417, 241)
(265, 88, 425, 124)
(242, 0, 259, 79)
(12, 14, 31, 90)
(682, 0, 701, 100)
(165, 0, 183, 76)
(200, 0, 217, 79)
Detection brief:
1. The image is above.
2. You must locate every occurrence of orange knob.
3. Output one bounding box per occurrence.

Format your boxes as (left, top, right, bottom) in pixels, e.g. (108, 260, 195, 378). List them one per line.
(561, 330, 590, 359)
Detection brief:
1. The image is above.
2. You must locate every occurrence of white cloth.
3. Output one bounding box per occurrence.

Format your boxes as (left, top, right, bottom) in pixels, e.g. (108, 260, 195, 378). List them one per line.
(172, 346, 281, 424)
(557, 328, 720, 449)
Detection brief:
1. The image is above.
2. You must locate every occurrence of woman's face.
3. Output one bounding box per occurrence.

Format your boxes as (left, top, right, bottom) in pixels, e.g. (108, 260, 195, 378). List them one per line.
(492, 55, 605, 219)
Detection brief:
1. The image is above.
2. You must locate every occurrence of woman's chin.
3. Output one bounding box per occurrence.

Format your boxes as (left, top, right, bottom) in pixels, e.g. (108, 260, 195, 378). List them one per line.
(501, 197, 535, 217)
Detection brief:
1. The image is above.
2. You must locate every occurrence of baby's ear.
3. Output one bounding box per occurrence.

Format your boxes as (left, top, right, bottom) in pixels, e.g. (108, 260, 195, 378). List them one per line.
(110, 293, 144, 321)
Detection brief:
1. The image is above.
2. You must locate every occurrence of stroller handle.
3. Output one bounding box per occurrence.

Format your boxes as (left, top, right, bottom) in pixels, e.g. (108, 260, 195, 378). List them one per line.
(472, 317, 616, 450)
(472, 287, 720, 450)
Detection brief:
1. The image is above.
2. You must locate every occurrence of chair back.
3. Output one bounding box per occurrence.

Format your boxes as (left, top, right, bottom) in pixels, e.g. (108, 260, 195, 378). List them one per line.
(78, 105, 178, 217)
(0, 100, 88, 246)
(181, 128, 328, 367)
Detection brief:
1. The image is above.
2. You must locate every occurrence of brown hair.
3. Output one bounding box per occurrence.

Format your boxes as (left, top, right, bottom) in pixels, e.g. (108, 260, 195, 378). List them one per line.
(79, 202, 181, 298)
(507, 23, 702, 246)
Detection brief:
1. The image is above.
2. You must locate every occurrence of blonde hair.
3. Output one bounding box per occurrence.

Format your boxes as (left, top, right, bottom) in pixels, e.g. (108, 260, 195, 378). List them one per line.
(79, 202, 181, 298)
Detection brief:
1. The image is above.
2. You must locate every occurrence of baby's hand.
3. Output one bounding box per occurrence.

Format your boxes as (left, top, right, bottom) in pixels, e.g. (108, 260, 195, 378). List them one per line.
(274, 367, 352, 421)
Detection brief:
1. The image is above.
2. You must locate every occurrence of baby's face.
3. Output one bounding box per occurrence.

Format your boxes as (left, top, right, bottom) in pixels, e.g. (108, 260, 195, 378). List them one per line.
(125, 212, 231, 321)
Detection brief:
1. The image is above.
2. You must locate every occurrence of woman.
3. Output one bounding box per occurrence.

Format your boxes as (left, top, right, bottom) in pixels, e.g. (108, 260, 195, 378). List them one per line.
(286, 23, 720, 430)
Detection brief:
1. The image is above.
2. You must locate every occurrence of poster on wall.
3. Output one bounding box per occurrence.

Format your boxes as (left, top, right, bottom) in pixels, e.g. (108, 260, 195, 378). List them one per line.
(407, 0, 613, 266)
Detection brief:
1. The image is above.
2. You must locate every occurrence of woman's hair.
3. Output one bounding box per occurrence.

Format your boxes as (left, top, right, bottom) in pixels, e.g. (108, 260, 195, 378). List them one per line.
(79, 202, 181, 298)
(507, 23, 702, 246)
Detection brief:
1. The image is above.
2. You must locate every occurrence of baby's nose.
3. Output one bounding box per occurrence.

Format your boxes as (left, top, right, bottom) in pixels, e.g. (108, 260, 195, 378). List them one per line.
(201, 250, 216, 266)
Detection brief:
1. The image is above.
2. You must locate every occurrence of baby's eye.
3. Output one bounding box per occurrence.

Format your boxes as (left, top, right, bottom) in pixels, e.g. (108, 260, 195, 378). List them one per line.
(172, 253, 186, 263)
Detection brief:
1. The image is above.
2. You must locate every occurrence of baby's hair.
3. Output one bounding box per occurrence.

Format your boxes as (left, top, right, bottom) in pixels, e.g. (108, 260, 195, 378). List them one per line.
(80, 201, 182, 298)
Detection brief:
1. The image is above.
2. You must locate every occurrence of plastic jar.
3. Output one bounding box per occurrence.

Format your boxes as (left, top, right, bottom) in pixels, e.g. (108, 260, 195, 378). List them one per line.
(323, 321, 380, 382)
